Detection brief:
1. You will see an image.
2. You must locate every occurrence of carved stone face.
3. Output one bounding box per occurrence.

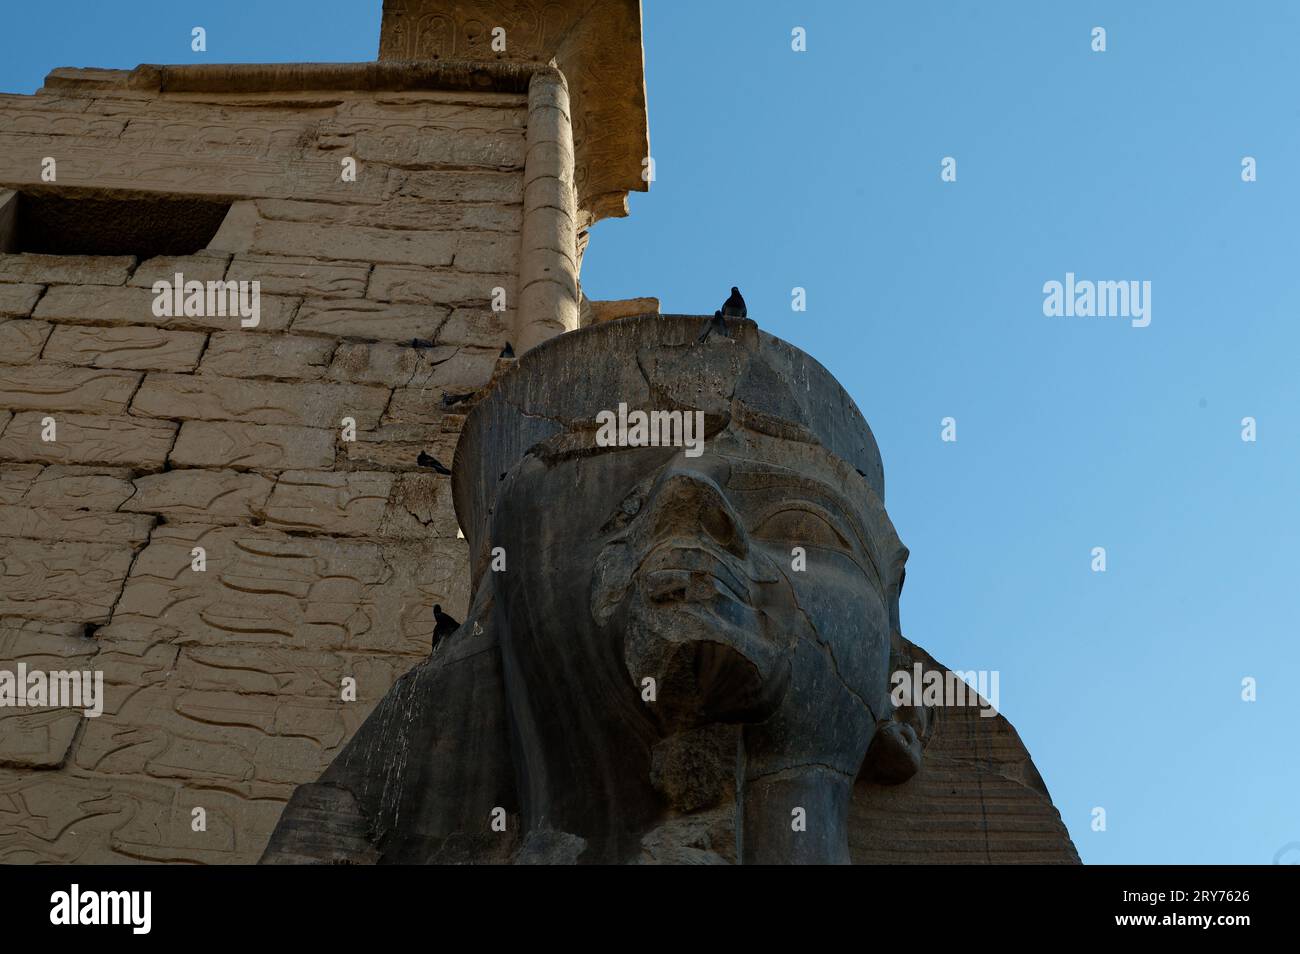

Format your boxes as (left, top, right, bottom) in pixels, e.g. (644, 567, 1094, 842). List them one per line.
(491, 421, 902, 776)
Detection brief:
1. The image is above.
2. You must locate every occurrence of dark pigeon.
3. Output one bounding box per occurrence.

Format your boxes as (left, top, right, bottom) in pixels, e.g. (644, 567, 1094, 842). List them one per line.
(697, 309, 729, 343)
(441, 391, 474, 408)
(499, 342, 515, 359)
(721, 286, 747, 318)
(417, 451, 452, 475)
(411, 337, 437, 350)
(432, 603, 460, 651)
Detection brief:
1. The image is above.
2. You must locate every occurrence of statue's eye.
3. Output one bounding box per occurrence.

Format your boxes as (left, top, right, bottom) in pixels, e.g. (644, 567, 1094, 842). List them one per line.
(752, 506, 850, 552)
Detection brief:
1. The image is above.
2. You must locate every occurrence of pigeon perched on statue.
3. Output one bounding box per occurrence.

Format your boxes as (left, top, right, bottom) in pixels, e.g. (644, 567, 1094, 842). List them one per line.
(697, 309, 728, 343)
(417, 451, 452, 475)
(432, 604, 460, 652)
(698, 286, 746, 342)
(721, 286, 747, 318)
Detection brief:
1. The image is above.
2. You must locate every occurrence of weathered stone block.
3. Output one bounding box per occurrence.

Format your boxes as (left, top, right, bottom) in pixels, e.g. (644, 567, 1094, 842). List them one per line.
(0, 364, 141, 414)
(262, 470, 394, 536)
(262, 470, 461, 539)
(168, 421, 335, 471)
(131, 372, 388, 428)
(0, 463, 43, 504)
(122, 469, 275, 523)
(368, 264, 514, 306)
(42, 324, 207, 371)
(437, 306, 508, 348)
(199, 332, 334, 380)
(0, 319, 52, 364)
(257, 197, 521, 233)
(0, 253, 134, 286)
(128, 253, 231, 288)
(246, 220, 459, 268)
(342, 422, 459, 472)
(389, 169, 523, 205)
(0, 504, 154, 544)
(10, 465, 136, 510)
(0, 412, 177, 469)
(226, 256, 369, 299)
(326, 340, 495, 389)
(0, 537, 136, 624)
(34, 284, 297, 333)
(292, 298, 448, 342)
(0, 282, 44, 318)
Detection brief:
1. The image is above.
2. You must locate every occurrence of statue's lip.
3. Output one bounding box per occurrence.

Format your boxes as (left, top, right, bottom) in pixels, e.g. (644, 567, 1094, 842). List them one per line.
(638, 543, 750, 605)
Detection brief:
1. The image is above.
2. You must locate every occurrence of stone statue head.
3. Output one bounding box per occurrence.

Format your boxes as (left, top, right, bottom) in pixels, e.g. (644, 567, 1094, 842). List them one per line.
(262, 315, 1078, 867)
(451, 314, 920, 863)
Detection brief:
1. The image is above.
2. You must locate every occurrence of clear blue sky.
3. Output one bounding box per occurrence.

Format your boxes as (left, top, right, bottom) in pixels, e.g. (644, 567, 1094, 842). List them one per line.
(3, 1, 1296, 865)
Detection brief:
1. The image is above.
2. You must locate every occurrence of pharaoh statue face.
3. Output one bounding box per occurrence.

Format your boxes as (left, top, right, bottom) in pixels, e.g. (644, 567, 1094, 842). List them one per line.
(491, 417, 905, 786)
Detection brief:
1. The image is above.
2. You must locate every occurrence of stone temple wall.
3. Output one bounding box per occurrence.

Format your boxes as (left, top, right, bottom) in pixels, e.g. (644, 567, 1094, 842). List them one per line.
(0, 72, 531, 863)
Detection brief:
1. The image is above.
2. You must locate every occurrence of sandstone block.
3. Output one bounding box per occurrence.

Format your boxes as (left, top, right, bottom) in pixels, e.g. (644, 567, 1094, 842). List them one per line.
(42, 324, 207, 371)
(293, 298, 448, 342)
(34, 284, 296, 333)
(0, 463, 43, 504)
(0, 504, 153, 544)
(342, 422, 458, 472)
(260, 470, 456, 539)
(0, 319, 51, 364)
(437, 306, 508, 348)
(10, 465, 136, 511)
(0, 282, 44, 318)
(0, 412, 177, 469)
(0, 537, 136, 624)
(168, 421, 335, 471)
(262, 470, 394, 536)
(199, 332, 334, 380)
(389, 169, 523, 205)
(128, 253, 231, 288)
(0, 364, 141, 414)
(0, 253, 133, 286)
(131, 372, 388, 428)
(327, 339, 459, 387)
(122, 469, 275, 523)
(257, 197, 521, 234)
(367, 264, 514, 306)
(246, 219, 459, 268)
(226, 256, 369, 299)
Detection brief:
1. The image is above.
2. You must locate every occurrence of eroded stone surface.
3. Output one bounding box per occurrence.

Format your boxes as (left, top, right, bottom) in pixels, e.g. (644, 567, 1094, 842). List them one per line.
(42, 325, 207, 371)
(168, 421, 336, 471)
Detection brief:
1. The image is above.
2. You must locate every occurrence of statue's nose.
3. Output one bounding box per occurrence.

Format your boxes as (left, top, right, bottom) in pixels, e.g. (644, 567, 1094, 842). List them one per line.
(649, 468, 748, 560)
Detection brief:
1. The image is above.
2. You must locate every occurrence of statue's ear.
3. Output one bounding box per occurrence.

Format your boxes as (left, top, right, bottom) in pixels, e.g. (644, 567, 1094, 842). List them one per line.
(860, 629, 932, 785)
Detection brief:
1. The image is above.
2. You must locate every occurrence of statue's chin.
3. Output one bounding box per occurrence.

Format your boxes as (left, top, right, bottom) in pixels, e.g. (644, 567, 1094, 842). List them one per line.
(622, 579, 790, 730)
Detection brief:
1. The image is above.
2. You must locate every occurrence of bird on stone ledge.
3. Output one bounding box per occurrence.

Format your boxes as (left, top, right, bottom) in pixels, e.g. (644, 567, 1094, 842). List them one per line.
(417, 451, 452, 475)
(440, 390, 474, 408)
(432, 604, 460, 652)
(722, 286, 747, 319)
(697, 286, 746, 342)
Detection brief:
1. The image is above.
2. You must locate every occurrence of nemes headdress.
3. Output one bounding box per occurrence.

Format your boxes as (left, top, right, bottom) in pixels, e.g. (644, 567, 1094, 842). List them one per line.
(452, 314, 886, 589)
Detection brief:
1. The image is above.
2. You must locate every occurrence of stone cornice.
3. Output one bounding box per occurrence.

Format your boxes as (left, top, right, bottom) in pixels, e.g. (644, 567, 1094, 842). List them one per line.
(41, 59, 552, 96)
(378, 0, 649, 228)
